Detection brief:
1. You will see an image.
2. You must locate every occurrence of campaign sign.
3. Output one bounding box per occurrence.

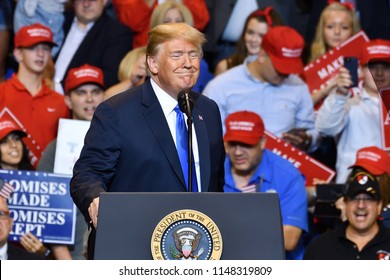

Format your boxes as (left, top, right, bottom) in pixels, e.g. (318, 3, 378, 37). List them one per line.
(0, 170, 75, 244)
(379, 88, 390, 150)
(54, 118, 91, 175)
(264, 131, 336, 186)
(304, 31, 369, 93)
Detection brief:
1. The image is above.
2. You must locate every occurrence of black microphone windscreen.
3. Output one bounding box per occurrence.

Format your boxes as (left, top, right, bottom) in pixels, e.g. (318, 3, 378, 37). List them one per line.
(177, 91, 194, 115)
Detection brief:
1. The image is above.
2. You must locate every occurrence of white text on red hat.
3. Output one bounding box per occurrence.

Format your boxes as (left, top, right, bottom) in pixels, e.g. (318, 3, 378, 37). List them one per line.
(367, 45, 390, 56)
(27, 28, 51, 39)
(228, 121, 255, 131)
(74, 68, 99, 79)
(358, 151, 381, 162)
(0, 120, 17, 131)
(281, 47, 302, 58)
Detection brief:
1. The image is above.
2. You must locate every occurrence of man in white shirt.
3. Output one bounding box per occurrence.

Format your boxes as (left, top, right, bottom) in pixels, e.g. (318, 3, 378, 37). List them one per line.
(54, 0, 133, 94)
(0, 194, 41, 260)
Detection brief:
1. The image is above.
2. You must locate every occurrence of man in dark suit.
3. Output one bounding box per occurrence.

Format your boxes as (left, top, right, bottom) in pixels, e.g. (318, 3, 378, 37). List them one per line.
(70, 22, 225, 259)
(54, 0, 133, 94)
(0, 198, 42, 260)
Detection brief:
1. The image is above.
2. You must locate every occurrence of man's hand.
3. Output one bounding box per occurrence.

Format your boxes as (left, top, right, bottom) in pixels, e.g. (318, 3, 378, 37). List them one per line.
(335, 67, 353, 95)
(282, 128, 312, 151)
(88, 197, 100, 229)
(20, 232, 46, 255)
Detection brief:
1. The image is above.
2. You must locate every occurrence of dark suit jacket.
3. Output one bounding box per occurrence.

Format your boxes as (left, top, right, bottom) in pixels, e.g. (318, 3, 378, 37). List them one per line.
(70, 79, 225, 221)
(7, 243, 42, 260)
(57, 12, 133, 89)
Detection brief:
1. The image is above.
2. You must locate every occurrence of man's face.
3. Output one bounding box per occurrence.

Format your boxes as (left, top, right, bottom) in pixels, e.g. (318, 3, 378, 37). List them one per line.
(225, 138, 265, 176)
(66, 84, 104, 121)
(147, 38, 201, 98)
(345, 193, 382, 234)
(366, 62, 390, 91)
(259, 53, 288, 86)
(0, 199, 12, 247)
(14, 44, 51, 74)
(74, 0, 107, 25)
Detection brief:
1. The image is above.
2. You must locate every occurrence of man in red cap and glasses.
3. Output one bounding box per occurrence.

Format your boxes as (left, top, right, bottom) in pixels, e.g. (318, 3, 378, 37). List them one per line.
(203, 26, 318, 153)
(305, 171, 390, 260)
(348, 146, 390, 228)
(0, 23, 70, 166)
(223, 110, 308, 260)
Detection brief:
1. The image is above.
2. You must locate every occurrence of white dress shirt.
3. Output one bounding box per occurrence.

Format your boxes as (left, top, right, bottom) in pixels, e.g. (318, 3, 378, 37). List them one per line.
(0, 243, 8, 260)
(151, 79, 202, 191)
(54, 18, 94, 94)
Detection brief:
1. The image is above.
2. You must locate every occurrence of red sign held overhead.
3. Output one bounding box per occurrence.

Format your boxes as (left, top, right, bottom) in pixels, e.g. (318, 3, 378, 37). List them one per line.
(264, 131, 335, 186)
(379, 87, 390, 150)
(304, 31, 369, 93)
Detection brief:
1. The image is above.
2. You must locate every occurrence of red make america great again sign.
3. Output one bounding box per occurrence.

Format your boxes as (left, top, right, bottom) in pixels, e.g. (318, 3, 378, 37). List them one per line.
(379, 87, 390, 150)
(304, 31, 369, 93)
(265, 131, 335, 186)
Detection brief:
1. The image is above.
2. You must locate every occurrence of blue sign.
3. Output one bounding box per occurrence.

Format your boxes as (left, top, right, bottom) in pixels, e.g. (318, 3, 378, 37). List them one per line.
(0, 170, 76, 245)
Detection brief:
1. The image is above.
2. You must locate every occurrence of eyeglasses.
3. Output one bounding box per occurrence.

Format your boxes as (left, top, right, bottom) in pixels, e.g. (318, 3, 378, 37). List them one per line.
(0, 211, 10, 219)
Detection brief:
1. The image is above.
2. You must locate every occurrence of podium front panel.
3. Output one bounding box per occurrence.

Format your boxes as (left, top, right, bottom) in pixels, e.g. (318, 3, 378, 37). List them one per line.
(95, 192, 284, 260)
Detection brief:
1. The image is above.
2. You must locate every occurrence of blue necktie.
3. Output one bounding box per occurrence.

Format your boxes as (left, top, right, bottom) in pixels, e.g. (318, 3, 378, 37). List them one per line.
(174, 106, 198, 192)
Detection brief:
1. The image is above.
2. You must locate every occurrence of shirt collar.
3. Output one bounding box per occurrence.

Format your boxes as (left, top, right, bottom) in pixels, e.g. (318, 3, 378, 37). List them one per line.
(74, 17, 95, 32)
(0, 243, 8, 260)
(10, 74, 52, 97)
(150, 78, 177, 117)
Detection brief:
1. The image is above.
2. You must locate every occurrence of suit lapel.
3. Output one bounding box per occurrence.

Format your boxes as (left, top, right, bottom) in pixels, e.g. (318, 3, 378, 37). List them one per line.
(192, 106, 210, 192)
(141, 81, 187, 191)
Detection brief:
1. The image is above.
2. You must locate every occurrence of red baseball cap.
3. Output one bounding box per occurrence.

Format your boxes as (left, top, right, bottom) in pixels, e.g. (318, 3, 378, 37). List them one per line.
(349, 146, 390, 176)
(261, 26, 304, 75)
(14, 23, 57, 48)
(224, 111, 265, 145)
(361, 39, 390, 65)
(0, 119, 27, 140)
(64, 64, 105, 93)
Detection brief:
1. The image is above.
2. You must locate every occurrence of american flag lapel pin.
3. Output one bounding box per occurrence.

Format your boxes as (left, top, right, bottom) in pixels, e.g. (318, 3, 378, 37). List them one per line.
(198, 115, 203, 121)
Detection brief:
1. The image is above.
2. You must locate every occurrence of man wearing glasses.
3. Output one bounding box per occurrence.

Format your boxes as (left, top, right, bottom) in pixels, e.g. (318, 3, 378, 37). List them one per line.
(304, 171, 390, 260)
(0, 196, 42, 260)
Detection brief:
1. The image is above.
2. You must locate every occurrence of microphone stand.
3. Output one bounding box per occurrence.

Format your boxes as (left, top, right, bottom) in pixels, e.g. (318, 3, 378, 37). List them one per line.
(185, 94, 193, 193)
(178, 91, 194, 192)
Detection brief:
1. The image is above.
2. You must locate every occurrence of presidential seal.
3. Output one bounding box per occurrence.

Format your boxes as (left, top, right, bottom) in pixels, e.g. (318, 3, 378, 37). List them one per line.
(151, 209, 223, 260)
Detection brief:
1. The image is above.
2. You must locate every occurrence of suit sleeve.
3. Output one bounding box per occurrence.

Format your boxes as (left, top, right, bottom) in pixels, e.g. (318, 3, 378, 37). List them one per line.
(70, 102, 123, 221)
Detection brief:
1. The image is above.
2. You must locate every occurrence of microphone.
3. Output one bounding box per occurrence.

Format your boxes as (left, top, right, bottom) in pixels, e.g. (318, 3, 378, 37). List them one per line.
(177, 91, 194, 118)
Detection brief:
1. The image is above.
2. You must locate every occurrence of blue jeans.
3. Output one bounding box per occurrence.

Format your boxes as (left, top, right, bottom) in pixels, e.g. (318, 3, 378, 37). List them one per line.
(0, 0, 12, 30)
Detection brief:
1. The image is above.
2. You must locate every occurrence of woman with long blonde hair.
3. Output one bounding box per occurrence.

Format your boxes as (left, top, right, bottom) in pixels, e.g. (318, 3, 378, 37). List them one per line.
(309, 2, 360, 105)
